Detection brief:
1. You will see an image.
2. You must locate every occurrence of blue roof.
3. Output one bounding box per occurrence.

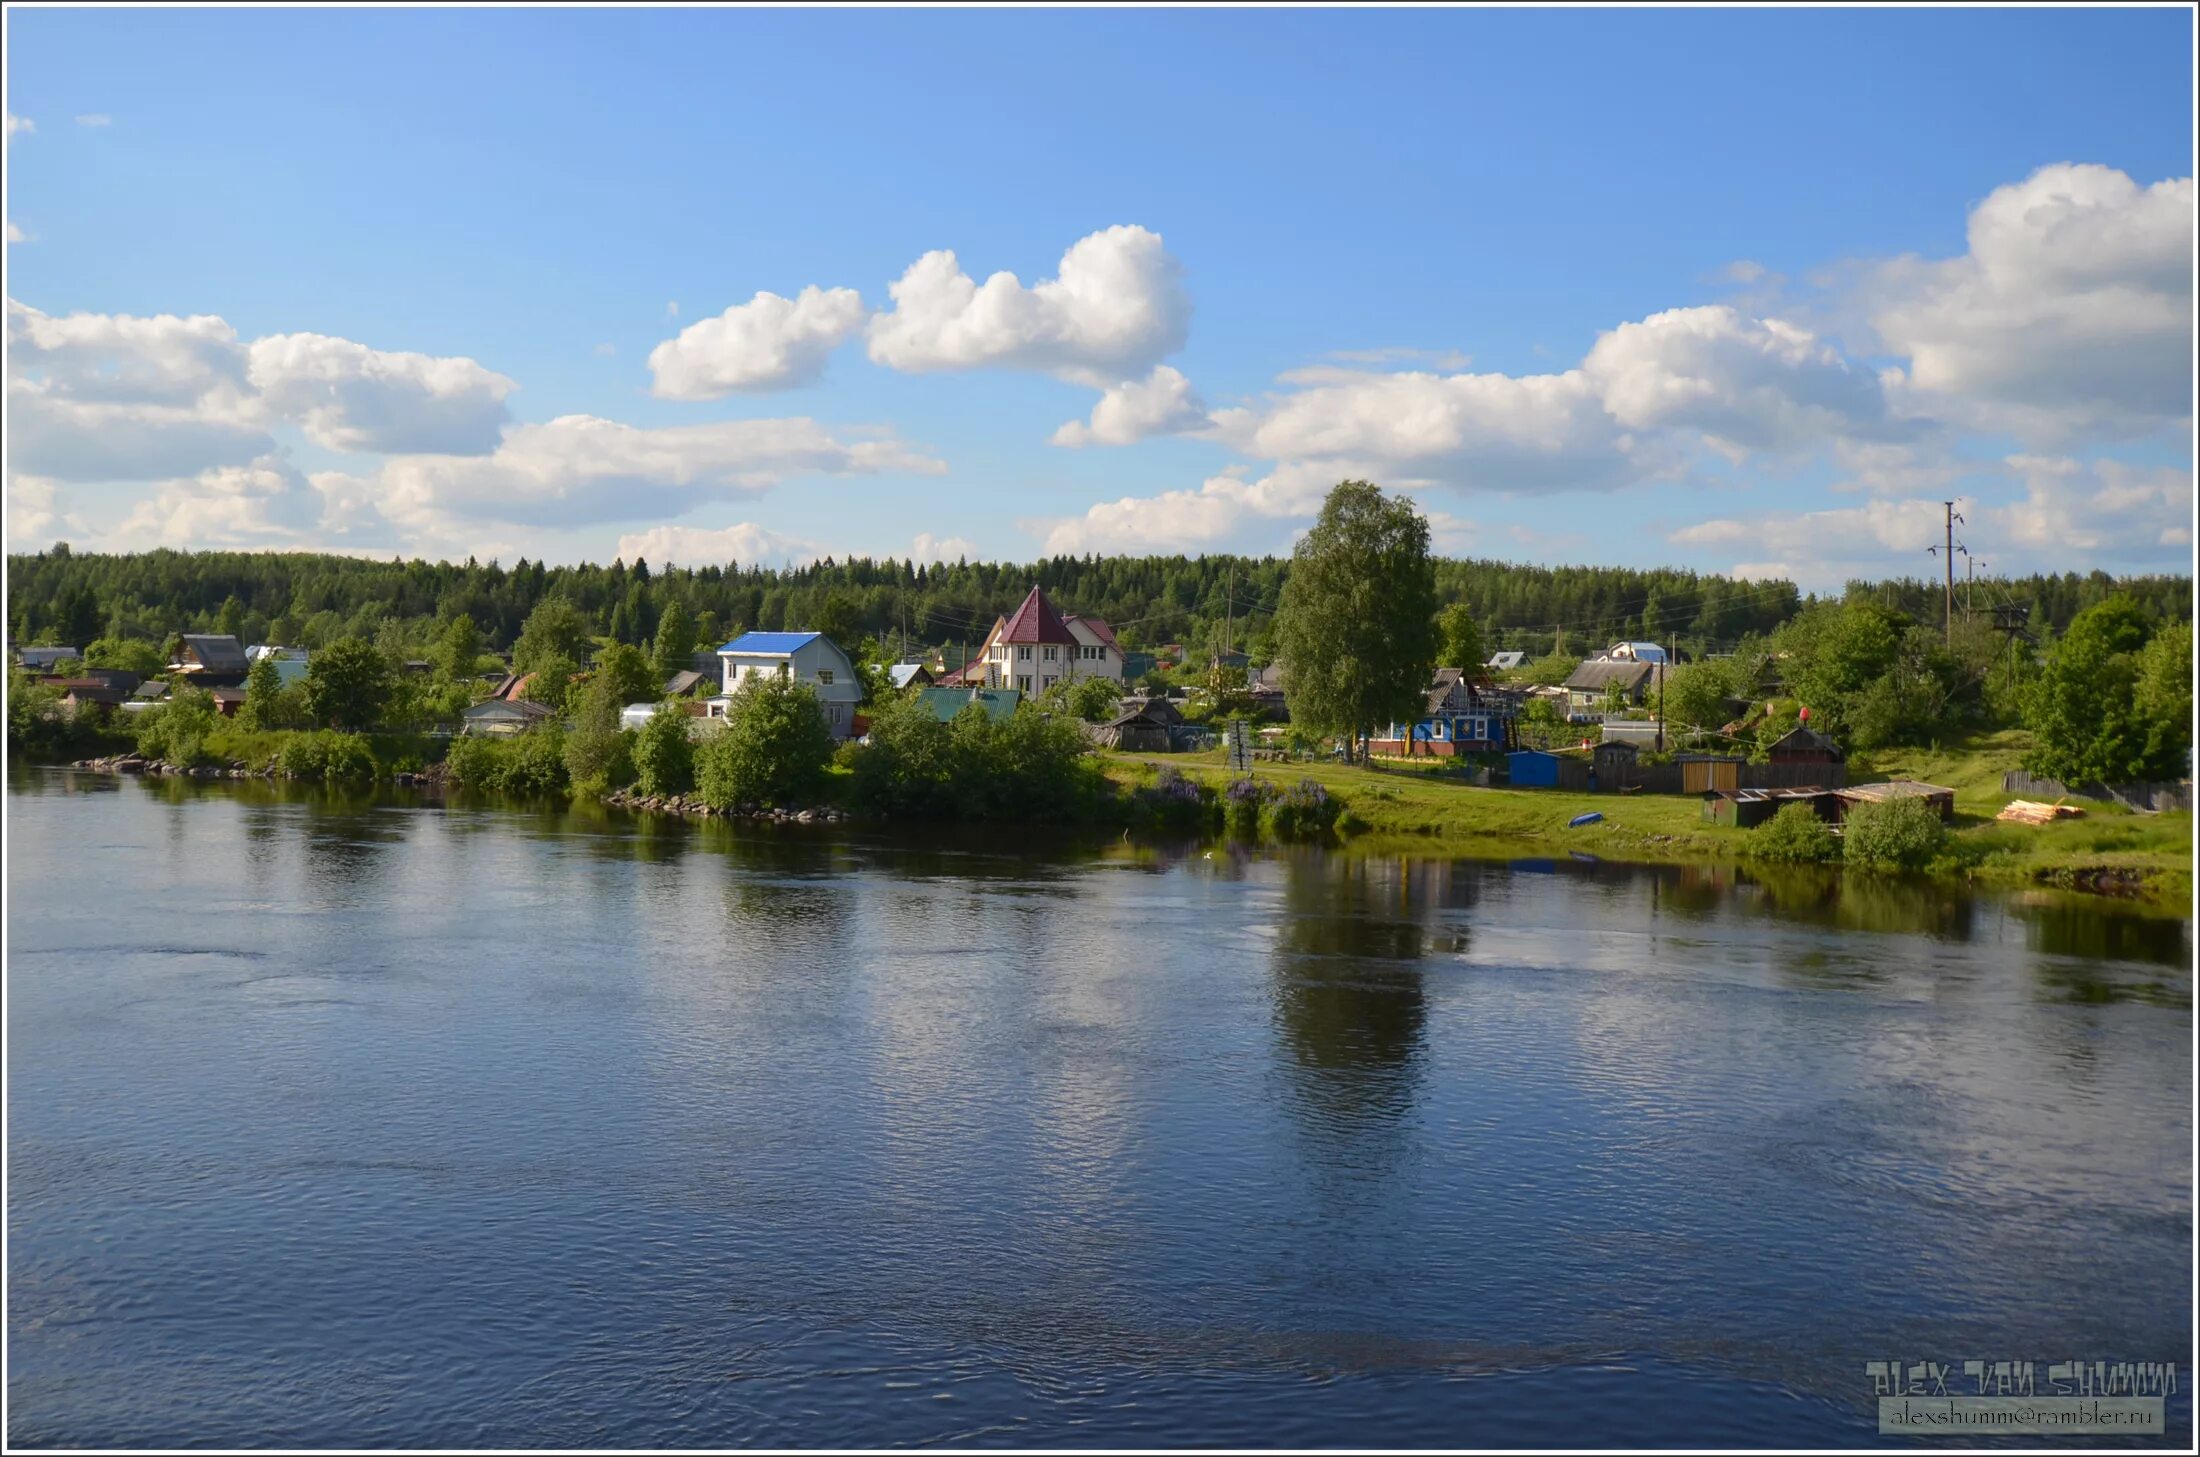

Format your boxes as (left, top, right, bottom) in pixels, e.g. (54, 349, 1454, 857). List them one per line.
(720, 631, 821, 654)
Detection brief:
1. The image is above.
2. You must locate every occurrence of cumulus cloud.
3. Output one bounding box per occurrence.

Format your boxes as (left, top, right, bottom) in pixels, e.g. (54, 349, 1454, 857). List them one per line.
(1209, 365, 1651, 493)
(106, 456, 322, 550)
(907, 531, 977, 563)
(1866, 163, 2194, 440)
(648, 285, 867, 397)
(5, 299, 526, 475)
(1581, 305, 1895, 451)
(612, 520, 825, 569)
(867, 224, 1189, 386)
(1050, 365, 1210, 447)
(247, 333, 516, 453)
(1669, 455, 2194, 586)
(1034, 461, 1347, 555)
(347, 414, 944, 532)
(7, 474, 65, 541)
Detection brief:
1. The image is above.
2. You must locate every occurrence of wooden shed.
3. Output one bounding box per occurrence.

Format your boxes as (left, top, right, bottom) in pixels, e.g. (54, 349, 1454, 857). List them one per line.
(1833, 780, 1957, 823)
(1679, 754, 1744, 794)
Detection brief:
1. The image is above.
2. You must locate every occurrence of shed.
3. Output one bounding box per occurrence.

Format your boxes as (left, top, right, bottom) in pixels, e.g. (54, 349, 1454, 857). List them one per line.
(888, 662, 935, 690)
(1094, 705, 1175, 752)
(209, 685, 248, 718)
(1765, 724, 1844, 765)
(662, 669, 708, 697)
(1678, 754, 1744, 795)
(18, 646, 82, 672)
(915, 686, 1021, 724)
(461, 697, 556, 737)
(1703, 786, 1839, 828)
(1591, 739, 1639, 789)
(1833, 780, 1957, 823)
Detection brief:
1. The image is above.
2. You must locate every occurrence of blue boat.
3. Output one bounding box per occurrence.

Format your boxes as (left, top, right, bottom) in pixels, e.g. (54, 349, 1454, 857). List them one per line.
(1567, 811, 1603, 828)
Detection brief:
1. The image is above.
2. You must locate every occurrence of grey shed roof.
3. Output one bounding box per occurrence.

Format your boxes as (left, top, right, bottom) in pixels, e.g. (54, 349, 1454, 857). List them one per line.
(1563, 659, 1656, 692)
(180, 635, 249, 674)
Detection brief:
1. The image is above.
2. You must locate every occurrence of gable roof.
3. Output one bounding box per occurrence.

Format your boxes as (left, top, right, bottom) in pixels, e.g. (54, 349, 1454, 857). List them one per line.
(663, 669, 706, 696)
(721, 630, 821, 655)
(888, 663, 934, 689)
(179, 635, 249, 674)
(915, 686, 1020, 723)
(1563, 659, 1655, 692)
(1063, 614, 1120, 652)
(465, 696, 556, 720)
(1486, 650, 1526, 670)
(19, 646, 81, 667)
(1767, 724, 1843, 758)
(997, 586, 1079, 646)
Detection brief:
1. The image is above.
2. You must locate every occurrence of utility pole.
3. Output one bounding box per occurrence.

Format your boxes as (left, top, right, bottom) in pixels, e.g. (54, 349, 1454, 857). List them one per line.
(1927, 500, 1965, 645)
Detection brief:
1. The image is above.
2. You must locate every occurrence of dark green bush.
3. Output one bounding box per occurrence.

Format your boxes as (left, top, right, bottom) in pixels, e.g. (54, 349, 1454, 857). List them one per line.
(1746, 801, 1841, 863)
(1842, 795, 1947, 871)
(444, 728, 570, 797)
(277, 730, 380, 782)
(633, 704, 697, 797)
(1262, 778, 1344, 839)
(696, 675, 834, 810)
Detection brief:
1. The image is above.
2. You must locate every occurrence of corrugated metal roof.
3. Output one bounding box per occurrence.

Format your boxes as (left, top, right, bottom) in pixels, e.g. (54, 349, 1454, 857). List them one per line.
(915, 687, 1020, 723)
(1563, 659, 1655, 691)
(720, 631, 821, 654)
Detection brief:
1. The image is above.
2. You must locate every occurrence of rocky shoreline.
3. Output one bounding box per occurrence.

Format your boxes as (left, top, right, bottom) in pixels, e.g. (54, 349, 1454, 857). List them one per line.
(68, 755, 851, 825)
(70, 753, 437, 786)
(600, 786, 851, 825)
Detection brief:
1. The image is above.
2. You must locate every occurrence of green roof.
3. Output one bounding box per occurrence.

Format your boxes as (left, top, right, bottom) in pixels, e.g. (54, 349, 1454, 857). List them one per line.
(915, 687, 1021, 724)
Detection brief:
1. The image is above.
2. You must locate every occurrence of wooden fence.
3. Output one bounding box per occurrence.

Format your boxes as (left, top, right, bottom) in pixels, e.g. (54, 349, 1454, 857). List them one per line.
(2001, 771, 2190, 814)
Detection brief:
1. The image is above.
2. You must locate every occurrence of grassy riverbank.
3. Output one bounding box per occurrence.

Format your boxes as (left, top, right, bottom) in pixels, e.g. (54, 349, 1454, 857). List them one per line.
(1099, 732, 2194, 903)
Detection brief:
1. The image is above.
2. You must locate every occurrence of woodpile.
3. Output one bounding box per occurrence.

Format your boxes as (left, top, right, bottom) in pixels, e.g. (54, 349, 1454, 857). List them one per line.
(1996, 798, 2085, 826)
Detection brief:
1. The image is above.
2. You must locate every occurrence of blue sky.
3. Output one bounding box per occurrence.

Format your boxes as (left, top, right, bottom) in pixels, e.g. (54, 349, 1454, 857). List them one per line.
(5, 6, 2193, 586)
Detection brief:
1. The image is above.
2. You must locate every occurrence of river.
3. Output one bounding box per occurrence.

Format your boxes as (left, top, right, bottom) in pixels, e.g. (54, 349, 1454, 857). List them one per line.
(6, 768, 2192, 1448)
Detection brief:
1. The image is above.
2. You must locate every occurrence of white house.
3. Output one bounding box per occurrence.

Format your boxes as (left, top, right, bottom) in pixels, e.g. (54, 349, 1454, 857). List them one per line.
(716, 630, 865, 739)
(958, 585, 1124, 695)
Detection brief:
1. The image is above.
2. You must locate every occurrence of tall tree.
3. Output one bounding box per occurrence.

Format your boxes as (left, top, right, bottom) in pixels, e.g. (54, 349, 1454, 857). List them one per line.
(300, 638, 393, 731)
(1272, 481, 1438, 762)
(652, 598, 697, 680)
(2024, 597, 2188, 783)
(511, 597, 589, 674)
(1437, 601, 1484, 672)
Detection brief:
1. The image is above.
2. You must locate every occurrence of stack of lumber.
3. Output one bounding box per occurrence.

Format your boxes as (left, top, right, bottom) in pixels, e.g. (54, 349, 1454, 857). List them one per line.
(1996, 798, 2085, 825)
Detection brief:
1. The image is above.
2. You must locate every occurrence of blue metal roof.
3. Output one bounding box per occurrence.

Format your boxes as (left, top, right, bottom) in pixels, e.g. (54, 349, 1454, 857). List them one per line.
(720, 631, 821, 654)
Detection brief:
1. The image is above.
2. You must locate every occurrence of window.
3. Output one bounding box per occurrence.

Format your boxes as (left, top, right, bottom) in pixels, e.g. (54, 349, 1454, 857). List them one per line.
(1017, 645, 1032, 661)
(1017, 675, 1032, 693)
(1043, 646, 1057, 662)
(817, 670, 834, 685)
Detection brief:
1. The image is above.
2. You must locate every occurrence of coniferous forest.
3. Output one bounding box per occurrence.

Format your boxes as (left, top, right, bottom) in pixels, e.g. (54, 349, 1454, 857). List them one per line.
(7, 545, 2190, 665)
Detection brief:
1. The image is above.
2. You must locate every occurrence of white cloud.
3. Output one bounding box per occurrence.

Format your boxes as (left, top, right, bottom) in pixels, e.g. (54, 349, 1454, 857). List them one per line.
(1866, 163, 2194, 440)
(907, 531, 977, 563)
(6, 474, 64, 541)
(106, 456, 321, 550)
(593, 342, 617, 357)
(1209, 366, 1649, 493)
(350, 413, 945, 532)
(74, 114, 111, 128)
(5, 113, 30, 141)
(647, 285, 867, 398)
(1327, 346, 1473, 369)
(665, 301, 680, 319)
(247, 332, 516, 454)
(1668, 455, 2194, 586)
(6, 222, 27, 245)
(867, 224, 1189, 386)
(7, 297, 272, 481)
(612, 521, 824, 569)
(1581, 305, 1894, 451)
(1050, 365, 1210, 447)
(1034, 461, 1345, 555)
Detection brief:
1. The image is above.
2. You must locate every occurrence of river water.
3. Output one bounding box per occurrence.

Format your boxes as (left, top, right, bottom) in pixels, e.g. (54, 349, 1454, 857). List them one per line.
(6, 768, 2192, 1448)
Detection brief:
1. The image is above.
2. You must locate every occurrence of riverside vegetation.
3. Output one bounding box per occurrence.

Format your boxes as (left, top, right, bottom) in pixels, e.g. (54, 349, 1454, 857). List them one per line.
(9, 480, 2192, 889)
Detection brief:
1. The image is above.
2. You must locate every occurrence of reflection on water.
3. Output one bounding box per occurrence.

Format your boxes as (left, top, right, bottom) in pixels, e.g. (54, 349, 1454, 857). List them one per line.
(6, 767, 2193, 1449)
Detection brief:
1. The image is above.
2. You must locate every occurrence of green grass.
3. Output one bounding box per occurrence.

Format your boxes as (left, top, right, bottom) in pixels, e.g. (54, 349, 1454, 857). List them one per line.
(1099, 733, 2194, 903)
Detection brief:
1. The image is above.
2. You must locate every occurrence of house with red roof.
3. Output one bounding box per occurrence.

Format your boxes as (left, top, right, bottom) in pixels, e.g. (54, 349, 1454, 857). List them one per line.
(946, 585, 1124, 695)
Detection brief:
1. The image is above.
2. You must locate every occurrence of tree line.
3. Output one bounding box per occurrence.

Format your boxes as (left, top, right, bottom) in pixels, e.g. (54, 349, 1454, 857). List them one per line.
(10, 541, 2185, 671)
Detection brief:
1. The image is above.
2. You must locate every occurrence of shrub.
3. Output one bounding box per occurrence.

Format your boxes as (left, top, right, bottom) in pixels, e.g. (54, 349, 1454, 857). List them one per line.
(1841, 795, 1947, 871)
(696, 674, 834, 810)
(1746, 801, 1840, 863)
(1263, 778, 1344, 840)
(444, 728, 570, 797)
(1135, 764, 1216, 832)
(1223, 775, 1274, 837)
(131, 687, 220, 767)
(277, 730, 380, 783)
(847, 690, 958, 817)
(632, 704, 697, 797)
